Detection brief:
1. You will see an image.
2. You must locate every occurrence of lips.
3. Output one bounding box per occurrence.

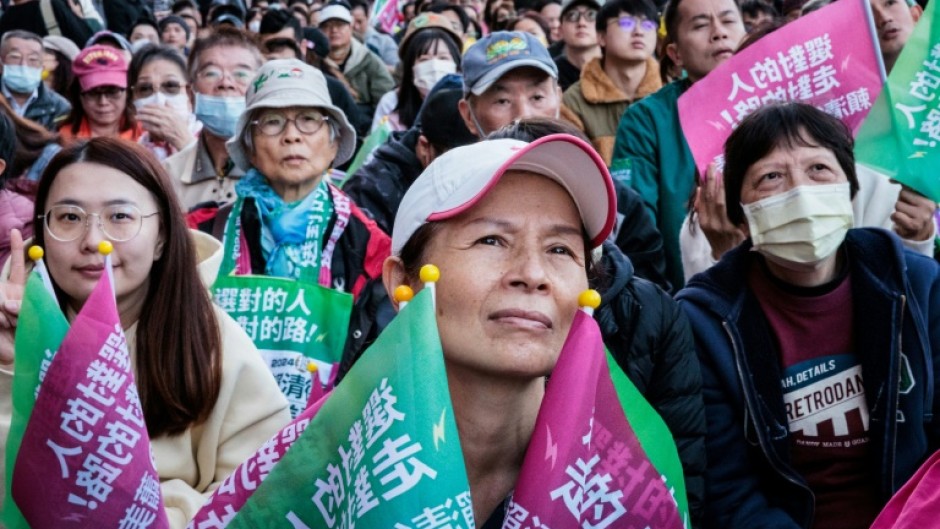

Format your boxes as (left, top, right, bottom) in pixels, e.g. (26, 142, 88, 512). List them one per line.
(282, 155, 307, 163)
(712, 47, 734, 59)
(881, 27, 899, 40)
(489, 308, 553, 330)
(75, 264, 105, 278)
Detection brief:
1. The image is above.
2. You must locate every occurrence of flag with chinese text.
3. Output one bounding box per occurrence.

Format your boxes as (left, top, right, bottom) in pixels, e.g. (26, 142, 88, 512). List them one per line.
(855, 0, 940, 202)
(10, 271, 169, 529)
(223, 287, 473, 528)
(371, 0, 401, 35)
(3, 272, 70, 529)
(505, 310, 688, 529)
(678, 0, 885, 176)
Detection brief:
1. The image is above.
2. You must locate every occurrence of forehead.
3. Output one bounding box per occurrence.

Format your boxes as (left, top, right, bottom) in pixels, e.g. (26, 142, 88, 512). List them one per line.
(677, 0, 739, 22)
(487, 67, 554, 93)
(447, 170, 582, 228)
(4, 37, 42, 54)
(47, 162, 157, 207)
(139, 58, 186, 77)
(198, 45, 258, 68)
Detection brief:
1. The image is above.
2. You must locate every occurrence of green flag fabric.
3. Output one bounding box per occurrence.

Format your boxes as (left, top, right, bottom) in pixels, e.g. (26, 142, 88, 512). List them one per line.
(341, 119, 393, 187)
(855, 0, 940, 202)
(227, 288, 473, 528)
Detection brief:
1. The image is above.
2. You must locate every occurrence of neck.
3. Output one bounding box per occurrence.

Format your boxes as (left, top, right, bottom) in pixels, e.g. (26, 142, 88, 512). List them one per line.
(271, 174, 323, 203)
(204, 132, 231, 174)
(447, 363, 544, 523)
(763, 250, 842, 288)
(330, 44, 351, 63)
(884, 53, 898, 75)
(603, 55, 648, 99)
(90, 119, 122, 138)
(565, 44, 601, 69)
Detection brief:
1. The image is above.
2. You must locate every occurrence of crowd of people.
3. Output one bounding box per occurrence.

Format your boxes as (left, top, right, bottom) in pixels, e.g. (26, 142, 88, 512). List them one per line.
(0, 0, 936, 526)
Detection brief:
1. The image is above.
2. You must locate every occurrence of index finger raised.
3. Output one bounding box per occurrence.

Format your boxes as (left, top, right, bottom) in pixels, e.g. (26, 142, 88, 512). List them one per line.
(8, 229, 26, 287)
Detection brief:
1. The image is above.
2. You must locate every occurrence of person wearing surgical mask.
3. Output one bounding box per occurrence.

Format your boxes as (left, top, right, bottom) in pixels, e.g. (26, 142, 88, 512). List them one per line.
(0, 30, 71, 132)
(163, 27, 264, 212)
(677, 103, 940, 529)
(371, 14, 462, 133)
(130, 45, 201, 162)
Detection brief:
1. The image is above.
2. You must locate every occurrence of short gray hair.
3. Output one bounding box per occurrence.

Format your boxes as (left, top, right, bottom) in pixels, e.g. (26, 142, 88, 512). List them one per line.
(0, 30, 43, 57)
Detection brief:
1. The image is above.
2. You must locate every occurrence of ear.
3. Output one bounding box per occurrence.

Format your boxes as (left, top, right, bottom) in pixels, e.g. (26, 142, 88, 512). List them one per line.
(382, 256, 417, 312)
(457, 98, 481, 136)
(0, 159, 7, 178)
(416, 134, 436, 168)
(665, 40, 682, 69)
(596, 30, 607, 49)
(153, 234, 166, 261)
(911, 3, 923, 21)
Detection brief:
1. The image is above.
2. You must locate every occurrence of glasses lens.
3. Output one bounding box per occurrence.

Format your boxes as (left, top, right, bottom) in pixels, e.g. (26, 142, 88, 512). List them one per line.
(45, 205, 86, 242)
(101, 205, 143, 242)
(135, 83, 155, 98)
(258, 113, 287, 135)
(295, 111, 327, 134)
(618, 16, 637, 31)
(198, 67, 223, 82)
(161, 82, 184, 95)
(641, 19, 657, 31)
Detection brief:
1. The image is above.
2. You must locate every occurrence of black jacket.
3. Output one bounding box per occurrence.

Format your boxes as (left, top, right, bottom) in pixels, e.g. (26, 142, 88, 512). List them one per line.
(18, 82, 71, 132)
(596, 241, 707, 527)
(0, 0, 92, 46)
(611, 182, 671, 292)
(341, 128, 422, 235)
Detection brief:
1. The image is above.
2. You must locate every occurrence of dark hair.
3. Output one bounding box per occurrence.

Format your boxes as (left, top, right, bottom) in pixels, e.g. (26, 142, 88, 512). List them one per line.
(188, 26, 264, 80)
(736, 16, 784, 50)
(484, 0, 515, 30)
(509, 12, 551, 40)
(534, 0, 562, 11)
(260, 7, 303, 40)
(45, 49, 74, 99)
(264, 37, 304, 59)
(33, 138, 223, 438)
(0, 94, 63, 180)
(396, 28, 462, 130)
(0, 113, 14, 182)
(723, 103, 859, 225)
(417, 87, 476, 152)
(62, 79, 137, 138)
(128, 44, 189, 98)
(428, 2, 470, 32)
(349, 0, 370, 13)
(596, 0, 658, 32)
(741, 0, 778, 18)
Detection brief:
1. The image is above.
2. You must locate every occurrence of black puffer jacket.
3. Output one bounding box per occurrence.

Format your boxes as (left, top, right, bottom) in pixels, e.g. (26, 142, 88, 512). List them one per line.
(341, 128, 423, 235)
(596, 241, 707, 527)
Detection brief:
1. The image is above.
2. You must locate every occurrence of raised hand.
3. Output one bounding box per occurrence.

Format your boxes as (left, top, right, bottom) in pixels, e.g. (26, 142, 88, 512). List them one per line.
(0, 229, 27, 365)
(695, 163, 747, 261)
(892, 183, 937, 242)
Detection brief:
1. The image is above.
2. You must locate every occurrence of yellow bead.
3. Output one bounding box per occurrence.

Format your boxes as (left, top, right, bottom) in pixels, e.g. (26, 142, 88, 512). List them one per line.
(97, 240, 113, 255)
(306, 361, 318, 373)
(27, 245, 44, 261)
(578, 289, 602, 309)
(393, 285, 414, 303)
(419, 264, 440, 283)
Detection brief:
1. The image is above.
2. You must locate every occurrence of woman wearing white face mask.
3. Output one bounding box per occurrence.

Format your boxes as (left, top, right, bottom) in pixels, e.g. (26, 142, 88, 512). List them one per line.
(130, 45, 202, 162)
(677, 103, 940, 529)
(371, 14, 462, 133)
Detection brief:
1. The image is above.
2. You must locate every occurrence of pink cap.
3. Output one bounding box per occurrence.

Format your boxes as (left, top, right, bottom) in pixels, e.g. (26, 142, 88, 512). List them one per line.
(72, 45, 128, 92)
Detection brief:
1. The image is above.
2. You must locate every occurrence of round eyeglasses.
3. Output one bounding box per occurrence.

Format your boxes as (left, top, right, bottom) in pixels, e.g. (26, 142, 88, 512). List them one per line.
(39, 205, 160, 242)
(251, 110, 331, 136)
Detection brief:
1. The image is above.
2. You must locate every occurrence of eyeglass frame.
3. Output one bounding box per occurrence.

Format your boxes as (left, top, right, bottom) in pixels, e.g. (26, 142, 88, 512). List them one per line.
(80, 86, 127, 101)
(195, 65, 254, 87)
(38, 205, 160, 243)
(250, 110, 333, 137)
(132, 80, 188, 98)
(608, 15, 658, 33)
(562, 8, 597, 23)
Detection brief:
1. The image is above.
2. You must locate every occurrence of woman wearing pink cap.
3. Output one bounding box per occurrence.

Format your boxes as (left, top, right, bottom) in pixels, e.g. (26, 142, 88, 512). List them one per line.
(60, 45, 142, 143)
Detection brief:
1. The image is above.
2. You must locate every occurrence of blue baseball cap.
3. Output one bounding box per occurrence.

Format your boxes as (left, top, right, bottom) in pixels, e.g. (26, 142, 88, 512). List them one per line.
(462, 31, 558, 96)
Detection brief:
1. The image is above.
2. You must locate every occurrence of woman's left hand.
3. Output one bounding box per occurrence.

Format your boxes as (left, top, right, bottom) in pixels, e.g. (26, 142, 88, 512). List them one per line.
(136, 104, 193, 151)
(0, 229, 26, 366)
(891, 183, 937, 242)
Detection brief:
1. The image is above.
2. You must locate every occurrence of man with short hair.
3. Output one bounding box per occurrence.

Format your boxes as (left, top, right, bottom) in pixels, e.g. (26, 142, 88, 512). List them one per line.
(611, 0, 746, 289)
(164, 27, 264, 211)
(561, 0, 662, 165)
(349, 0, 399, 70)
(871, 0, 922, 74)
(319, 1, 395, 118)
(554, 0, 601, 91)
(0, 30, 69, 130)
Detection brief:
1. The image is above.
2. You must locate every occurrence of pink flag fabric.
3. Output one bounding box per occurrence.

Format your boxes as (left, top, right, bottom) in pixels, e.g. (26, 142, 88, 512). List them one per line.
(869, 450, 940, 529)
(11, 272, 169, 529)
(677, 0, 884, 176)
(505, 310, 684, 529)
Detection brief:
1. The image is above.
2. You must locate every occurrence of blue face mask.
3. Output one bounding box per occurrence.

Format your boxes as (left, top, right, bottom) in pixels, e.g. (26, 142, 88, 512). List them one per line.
(2, 64, 43, 94)
(194, 93, 245, 139)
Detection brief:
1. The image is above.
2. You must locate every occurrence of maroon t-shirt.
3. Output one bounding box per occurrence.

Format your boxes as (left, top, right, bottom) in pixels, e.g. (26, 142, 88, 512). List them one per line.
(750, 263, 881, 529)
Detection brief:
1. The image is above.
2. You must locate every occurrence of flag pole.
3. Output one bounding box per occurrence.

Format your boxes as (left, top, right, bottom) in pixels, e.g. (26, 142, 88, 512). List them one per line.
(27, 246, 56, 300)
(419, 265, 440, 310)
(97, 241, 115, 301)
(578, 289, 601, 316)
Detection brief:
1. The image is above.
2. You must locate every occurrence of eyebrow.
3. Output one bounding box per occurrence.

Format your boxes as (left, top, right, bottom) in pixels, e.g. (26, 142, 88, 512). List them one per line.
(464, 217, 584, 238)
(52, 199, 139, 207)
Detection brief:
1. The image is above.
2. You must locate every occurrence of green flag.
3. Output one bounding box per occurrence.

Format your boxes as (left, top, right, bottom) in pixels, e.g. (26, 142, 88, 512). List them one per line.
(228, 288, 473, 528)
(3, 272, 70, 529)
(341, 119, 393, 186)
(855, 0, 940, 202)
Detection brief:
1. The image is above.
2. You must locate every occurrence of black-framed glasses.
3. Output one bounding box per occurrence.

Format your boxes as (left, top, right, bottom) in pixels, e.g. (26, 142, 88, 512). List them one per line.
(251, 110, 331, 136)
(81, 87, 126, 101)
(613, 15, 658, 32)
(133, 81, 187, 98)
(562, 8, 597, 23)
(39, 205, 159, 242)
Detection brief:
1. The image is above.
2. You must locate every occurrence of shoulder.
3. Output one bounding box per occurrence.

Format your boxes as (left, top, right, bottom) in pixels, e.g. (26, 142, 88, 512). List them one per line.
(163, 141, 199, 179)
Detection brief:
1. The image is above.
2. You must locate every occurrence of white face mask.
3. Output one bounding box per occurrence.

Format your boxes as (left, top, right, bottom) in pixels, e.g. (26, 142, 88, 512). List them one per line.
(133, 91, 191, 117)
(742, 182, 853, 266)
(248, 20, 261, 33)
(413, 58, 457, 96)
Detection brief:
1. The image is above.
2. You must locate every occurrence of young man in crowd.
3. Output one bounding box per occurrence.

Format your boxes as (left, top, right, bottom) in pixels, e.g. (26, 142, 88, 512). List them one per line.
(611, 0, 747, 289)
(349, 0, 399, 71)
(871, 0, 922, 74)
(0, 30, 69, 130)
(553, 0, 601, 91)
(561, 0, 662, 165)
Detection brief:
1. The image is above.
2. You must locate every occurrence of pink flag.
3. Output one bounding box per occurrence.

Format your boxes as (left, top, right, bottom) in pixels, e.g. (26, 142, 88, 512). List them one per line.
(870, 450, 940, 529)
(506, 311, 684, 529)
(11, 272, 169, 529)
(678, 0, 885, 176)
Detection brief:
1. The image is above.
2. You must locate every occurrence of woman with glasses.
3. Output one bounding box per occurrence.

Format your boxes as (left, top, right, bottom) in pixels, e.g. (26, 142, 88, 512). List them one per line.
(0, 137, 290, 527)
(129, 45, 201, 162)
(193, 59, 390, 416)
(59, 45, 142, 142)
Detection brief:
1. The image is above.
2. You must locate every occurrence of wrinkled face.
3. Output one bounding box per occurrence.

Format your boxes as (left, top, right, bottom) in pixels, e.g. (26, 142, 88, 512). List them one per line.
(417, 171, 588, 379)
(540, 2, 562, 41)
(870, 0, 921, 68)
(600, 12, 658, 62)
(192, 45, 259, 96)
(133, 58, 189, 107)
(668, 0, 745, 82)
(130, 24, 160, 43)
(1, 36, 42, 69)
(249, 106, 339, 199)
(43, 162, 164, 318)
(461, 67, 561, 136)
(321, 19, 353, 50)
(161, 22, 188, 48)
(740, 140, 848, 205)
(560, 6, 598, 49)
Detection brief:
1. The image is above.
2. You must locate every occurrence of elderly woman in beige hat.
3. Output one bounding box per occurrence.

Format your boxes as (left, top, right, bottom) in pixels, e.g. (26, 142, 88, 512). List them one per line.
(198, 59, 391, 415)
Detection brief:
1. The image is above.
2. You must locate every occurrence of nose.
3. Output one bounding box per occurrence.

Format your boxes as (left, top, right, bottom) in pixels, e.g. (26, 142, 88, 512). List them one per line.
(280, 118, 303, 142)
(710, 17, 730, 40)
(80, 214, 108, 252)
(506, 246, 551, 293)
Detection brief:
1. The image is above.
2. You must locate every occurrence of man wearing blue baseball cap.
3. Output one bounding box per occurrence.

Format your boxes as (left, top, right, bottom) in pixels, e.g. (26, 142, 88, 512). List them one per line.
(457, 30, 562, 137)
